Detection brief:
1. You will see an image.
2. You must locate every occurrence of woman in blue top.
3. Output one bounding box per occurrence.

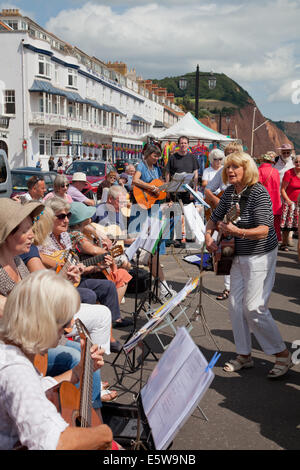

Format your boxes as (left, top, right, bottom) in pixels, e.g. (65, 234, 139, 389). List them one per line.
(133, 145, 176, 301)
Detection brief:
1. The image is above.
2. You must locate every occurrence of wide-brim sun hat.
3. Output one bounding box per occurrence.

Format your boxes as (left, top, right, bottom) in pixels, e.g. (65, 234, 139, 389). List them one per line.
(69, 201, 96, 226)
(72, 172, 87, 182)
(277, 143, 293, 150)
(0, 199, 44, 245)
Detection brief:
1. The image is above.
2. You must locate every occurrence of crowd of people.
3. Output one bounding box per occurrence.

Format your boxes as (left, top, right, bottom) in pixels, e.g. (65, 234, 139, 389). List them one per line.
(0, 136, 299, 450)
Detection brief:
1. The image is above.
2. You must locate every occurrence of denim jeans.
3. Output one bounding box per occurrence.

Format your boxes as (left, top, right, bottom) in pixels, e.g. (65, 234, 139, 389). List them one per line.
(47, 340, 102, 409)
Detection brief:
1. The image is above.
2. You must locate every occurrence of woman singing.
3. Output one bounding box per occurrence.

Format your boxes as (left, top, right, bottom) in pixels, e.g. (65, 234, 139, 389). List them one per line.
(205, 151, 291, 379)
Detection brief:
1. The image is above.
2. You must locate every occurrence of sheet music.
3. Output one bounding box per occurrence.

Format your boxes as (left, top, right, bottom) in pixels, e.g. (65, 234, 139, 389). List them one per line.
(141, 327, 214, 450)
(122, 278, 199, 354)
(183, 202, 205, 244)
(125, 216, 164, 261)
(160, 172, 194, 192)
(183, 184, 211, 208)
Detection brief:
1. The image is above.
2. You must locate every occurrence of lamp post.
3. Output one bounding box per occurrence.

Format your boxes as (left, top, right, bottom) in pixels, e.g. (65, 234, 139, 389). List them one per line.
(179, 64, 216, 120)
(250, 106, 269, 156)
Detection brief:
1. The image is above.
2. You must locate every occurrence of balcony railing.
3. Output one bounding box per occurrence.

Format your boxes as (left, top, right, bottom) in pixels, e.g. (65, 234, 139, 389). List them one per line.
(29, 112, 145, 139)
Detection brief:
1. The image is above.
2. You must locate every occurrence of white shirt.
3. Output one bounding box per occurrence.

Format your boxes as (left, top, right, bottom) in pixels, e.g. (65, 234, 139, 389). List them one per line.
(0, 343, 68, 450)
(206, 167, 228, 194)
(202, 166, 219, 183)
(274, 157, 294, 185)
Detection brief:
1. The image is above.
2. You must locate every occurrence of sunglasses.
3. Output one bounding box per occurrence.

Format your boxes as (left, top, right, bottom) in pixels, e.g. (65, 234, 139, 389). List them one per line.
(56, 212, 72, 220)
(213, 158, 223, 161)
(282, 151, 291, 155)
(60, 183, 70, 188)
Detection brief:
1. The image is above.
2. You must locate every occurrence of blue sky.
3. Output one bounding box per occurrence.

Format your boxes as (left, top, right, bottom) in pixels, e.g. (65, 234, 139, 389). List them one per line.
(1, 0, 300, 122)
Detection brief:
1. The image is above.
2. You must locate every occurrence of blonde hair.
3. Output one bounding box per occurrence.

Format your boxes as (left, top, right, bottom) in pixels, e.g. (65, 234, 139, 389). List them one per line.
(32, 206, 55, 245)
(0, 270, 80, 355)
(222, 152, 259, 186)
(224, 141, 243, 156)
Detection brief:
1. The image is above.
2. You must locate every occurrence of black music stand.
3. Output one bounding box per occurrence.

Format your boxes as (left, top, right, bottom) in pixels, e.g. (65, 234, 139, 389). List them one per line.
(183, 245, 220, 352)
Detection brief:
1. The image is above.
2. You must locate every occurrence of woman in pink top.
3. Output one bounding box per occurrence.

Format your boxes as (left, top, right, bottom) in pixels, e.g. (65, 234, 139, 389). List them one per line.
(43, 174, 73, 203)
(280, 155, 300, 251)
(258, 152, 282, 241)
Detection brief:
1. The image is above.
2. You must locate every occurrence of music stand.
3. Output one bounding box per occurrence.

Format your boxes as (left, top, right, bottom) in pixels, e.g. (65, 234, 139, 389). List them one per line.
(183, 246, 220, 352)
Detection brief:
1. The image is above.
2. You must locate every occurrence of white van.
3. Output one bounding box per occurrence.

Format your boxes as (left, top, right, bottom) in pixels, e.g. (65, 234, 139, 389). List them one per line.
(0, 149, 12, 198)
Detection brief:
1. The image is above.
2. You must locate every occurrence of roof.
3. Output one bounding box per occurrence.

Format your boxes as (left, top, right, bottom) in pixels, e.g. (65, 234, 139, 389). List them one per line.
(29, 80, 125, 115)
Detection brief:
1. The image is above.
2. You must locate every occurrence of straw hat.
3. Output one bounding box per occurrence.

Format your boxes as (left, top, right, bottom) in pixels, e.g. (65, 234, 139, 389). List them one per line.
(0, 199, 44, 245)
(260, 153, 275, 163)
(72, 172, 87, 182)
(69, 201, 96, 226)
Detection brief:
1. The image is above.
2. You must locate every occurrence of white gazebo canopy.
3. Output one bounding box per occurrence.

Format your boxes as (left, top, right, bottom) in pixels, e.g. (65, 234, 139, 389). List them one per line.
(142, 112, 234, 142)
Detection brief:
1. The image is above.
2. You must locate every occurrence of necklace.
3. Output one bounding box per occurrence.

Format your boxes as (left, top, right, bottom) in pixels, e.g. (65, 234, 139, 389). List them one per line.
(145, 161, 157, 180)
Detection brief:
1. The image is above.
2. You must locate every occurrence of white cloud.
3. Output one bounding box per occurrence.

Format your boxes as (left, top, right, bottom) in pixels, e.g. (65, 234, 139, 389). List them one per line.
(43, 0, 300, 119)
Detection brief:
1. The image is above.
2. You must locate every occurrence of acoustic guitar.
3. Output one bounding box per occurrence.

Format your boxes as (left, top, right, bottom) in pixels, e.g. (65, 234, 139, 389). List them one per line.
(204, 191, 224, 221)
(46, 318, 101, 428)
(213, 203, 240, 275)
(133, 178, 167, 210)
(42, 245, 124, 285)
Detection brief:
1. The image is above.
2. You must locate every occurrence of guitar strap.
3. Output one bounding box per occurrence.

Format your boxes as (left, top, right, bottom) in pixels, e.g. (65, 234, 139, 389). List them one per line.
(237, 184, 255, 218)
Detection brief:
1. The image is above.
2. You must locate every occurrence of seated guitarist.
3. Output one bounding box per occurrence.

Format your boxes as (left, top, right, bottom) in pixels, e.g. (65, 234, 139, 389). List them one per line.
(68, 201, 132, 306)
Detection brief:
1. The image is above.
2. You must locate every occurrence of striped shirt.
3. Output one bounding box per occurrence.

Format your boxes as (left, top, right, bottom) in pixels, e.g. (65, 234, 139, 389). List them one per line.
(211, 183, 278, 256)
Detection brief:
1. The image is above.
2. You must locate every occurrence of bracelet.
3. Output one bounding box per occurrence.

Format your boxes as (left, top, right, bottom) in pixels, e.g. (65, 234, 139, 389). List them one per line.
(240, 230, 246, 239)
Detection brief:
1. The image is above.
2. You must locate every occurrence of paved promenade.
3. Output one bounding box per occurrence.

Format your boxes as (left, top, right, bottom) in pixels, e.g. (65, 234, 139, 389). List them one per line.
(102, 242, 300, 450)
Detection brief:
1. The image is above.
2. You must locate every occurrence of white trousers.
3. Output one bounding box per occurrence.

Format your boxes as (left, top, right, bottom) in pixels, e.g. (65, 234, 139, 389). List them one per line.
(229, 247, 286, 356)
(73, 304, 112, 355)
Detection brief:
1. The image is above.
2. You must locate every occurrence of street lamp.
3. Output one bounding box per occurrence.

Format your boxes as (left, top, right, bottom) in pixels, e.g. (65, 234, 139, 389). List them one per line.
(250, 106, 269, 156)
(179, 64, 216, 120)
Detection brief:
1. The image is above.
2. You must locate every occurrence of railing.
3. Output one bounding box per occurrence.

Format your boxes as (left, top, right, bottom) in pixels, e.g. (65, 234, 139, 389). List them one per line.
(29, 112, 144, 140)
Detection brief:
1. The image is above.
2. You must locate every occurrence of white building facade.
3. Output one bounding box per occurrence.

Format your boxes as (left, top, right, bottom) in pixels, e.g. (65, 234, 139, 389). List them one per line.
(0, 9, 182, 170)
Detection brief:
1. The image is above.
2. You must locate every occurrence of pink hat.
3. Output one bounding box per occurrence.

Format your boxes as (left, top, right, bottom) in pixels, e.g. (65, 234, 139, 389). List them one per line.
(277, 143, 293, 150)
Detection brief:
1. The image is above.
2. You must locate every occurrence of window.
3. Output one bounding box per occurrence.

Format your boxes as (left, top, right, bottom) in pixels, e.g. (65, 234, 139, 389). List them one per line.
(39, 133, 51, 156)
(4, 90, 15, 114)
(7, 21, 18, 30)
(67, 68, 77, 88)
(0, 153, 8, 183)
(38, 54, 52, 78)
(54, 65, 59, 83)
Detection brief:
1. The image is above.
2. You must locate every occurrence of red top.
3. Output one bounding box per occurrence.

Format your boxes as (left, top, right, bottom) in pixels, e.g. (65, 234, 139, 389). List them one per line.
(258, 163, 281, 215)
(282, 168, 300, 202)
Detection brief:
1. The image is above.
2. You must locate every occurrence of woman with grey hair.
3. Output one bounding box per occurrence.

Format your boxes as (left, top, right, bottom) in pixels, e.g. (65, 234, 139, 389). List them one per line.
(43, 174, 72, 203)
(201, 148, 225, 189)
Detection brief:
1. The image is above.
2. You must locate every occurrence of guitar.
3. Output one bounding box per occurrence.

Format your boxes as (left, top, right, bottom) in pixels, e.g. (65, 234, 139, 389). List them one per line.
(204, 191, 224, 221)
(42, 245, 124, 286)
(46, 318, 101, 428)
(133, 178, 167, 210)
(213, 203, 240, 275)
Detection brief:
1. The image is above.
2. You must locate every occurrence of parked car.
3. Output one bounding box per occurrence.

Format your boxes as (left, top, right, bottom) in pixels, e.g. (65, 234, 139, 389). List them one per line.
(0, 149, 12, 198)
(11, 168, 56, 198)
(115, 158, 129, 174)
(64, 160, 115, 184)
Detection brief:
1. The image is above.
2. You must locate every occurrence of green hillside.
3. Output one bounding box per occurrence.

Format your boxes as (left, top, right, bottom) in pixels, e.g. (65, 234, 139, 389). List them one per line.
(151, 72, 251, 115)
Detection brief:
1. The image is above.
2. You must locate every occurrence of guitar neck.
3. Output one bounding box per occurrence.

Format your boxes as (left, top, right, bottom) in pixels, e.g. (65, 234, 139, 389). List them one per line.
(82, 253, 105, 267)
(79, 336, 93, 427)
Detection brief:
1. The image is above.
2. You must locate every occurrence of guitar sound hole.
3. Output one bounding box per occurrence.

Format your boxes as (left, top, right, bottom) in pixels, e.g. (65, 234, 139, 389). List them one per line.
(222, 246, 234, 257)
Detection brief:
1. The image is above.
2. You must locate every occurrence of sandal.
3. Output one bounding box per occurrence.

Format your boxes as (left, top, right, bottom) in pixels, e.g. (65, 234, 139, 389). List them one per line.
(216, 289, 230, 301)
(267, 352, 292, 379)
(224, 355, 254, 372)
(101, 381, 109, 390)
(280, 245, 289, 252)
(101, 389, 118, 402)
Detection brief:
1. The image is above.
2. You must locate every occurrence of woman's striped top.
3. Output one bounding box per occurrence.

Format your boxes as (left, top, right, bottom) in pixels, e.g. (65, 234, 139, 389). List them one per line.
(210, 182, 278, 256)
